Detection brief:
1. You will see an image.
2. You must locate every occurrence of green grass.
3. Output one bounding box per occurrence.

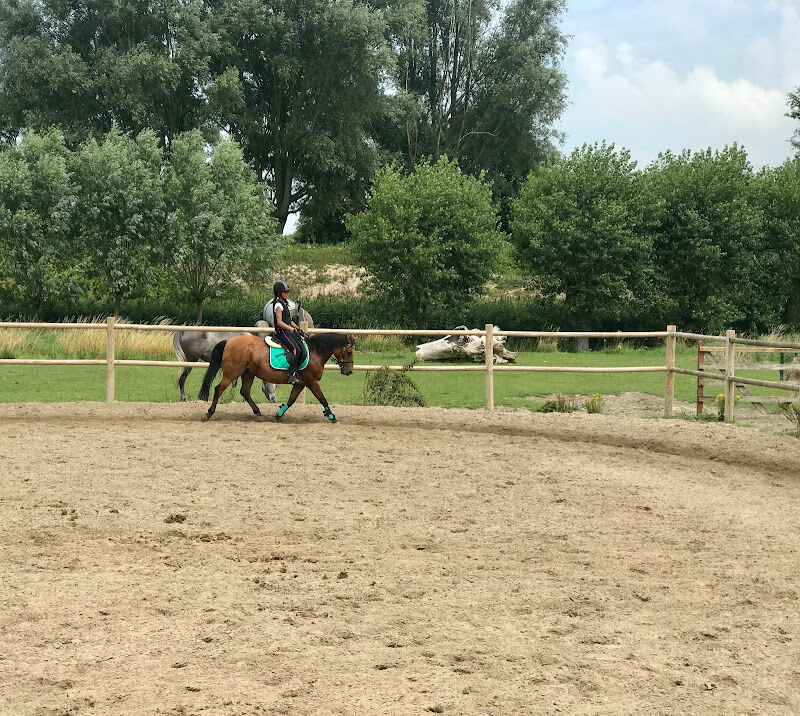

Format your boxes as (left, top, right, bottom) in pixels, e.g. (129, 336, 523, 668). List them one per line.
(1, 344, 793, 410)
(281, 242, 356, 269)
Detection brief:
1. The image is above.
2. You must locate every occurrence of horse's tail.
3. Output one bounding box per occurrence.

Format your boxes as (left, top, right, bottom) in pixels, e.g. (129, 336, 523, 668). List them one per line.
(173, 331, 187, 385)
(198, 340, 227, 401)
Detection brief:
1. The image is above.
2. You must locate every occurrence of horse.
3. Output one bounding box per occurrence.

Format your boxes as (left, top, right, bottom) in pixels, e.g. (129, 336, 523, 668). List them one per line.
(198, 332, 356, 423)
(173, 306, 314, 403)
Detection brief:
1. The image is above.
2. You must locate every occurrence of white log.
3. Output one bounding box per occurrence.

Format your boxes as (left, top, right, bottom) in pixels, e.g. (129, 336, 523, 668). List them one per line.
(415, 325, 517, 364)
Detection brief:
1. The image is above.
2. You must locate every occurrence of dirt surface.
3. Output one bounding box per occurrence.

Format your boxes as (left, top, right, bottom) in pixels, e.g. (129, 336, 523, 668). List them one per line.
(1, 402, 799, 715)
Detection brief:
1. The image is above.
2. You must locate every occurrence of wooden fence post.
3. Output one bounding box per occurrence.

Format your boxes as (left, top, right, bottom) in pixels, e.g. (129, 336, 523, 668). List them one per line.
(664, 325, 676, 416)
(298, 320, 308, 404)
(106, 316, 116, 403)
(485, 324, 494, 411)
(697, 341, 705, 415)
(724, 329, 736, 422)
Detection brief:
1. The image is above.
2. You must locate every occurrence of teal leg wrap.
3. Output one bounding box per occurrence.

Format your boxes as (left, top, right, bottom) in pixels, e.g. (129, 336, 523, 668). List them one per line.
(323, 407, 337, 422)
(276, 403, 289, 418)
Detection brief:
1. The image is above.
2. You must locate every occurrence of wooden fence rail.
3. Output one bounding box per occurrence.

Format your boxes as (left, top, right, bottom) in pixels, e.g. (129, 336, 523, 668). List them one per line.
(2, 320, 799, 421)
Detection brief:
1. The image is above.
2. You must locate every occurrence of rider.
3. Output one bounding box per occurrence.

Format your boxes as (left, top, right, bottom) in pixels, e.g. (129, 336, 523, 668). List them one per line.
(271, 281, 306, 385)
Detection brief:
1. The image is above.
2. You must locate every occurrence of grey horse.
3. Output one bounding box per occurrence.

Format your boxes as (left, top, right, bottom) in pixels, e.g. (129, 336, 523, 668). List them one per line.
(173, 302, 314, 402)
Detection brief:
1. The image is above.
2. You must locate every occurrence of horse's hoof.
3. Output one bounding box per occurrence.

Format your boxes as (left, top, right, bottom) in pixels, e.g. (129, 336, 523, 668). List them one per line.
(327, 414, 337, 423)
(201, 412, 212, 422)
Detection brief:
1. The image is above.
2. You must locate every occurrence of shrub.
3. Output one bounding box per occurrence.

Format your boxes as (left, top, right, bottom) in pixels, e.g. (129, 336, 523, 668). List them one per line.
(361, 365, 425, 407)
(538, 394, 579, 413)
(781, 402, 800, 437)
(585, 393, 605, 414)
(347, 158, 506, 325)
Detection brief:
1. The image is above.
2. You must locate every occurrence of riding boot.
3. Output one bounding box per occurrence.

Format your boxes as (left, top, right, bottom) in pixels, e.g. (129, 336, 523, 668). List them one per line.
(287, 355, 301, 384)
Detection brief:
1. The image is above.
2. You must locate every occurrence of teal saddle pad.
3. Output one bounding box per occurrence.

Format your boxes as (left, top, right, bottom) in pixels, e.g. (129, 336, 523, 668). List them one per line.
(268, 339, 309, 371)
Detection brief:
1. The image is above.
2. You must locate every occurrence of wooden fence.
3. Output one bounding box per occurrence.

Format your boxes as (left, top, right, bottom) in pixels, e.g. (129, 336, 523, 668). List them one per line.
(1, 320, 799, 421)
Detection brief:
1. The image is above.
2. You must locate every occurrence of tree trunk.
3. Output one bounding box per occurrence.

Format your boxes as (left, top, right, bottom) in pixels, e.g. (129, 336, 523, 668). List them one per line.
(572, 336, 590, 353)
(196, 300, 203, 325)
(114, 294, 122, 316)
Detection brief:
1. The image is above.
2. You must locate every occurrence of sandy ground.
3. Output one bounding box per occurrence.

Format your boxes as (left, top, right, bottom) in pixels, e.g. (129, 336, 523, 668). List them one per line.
(0, 402, 798, 715)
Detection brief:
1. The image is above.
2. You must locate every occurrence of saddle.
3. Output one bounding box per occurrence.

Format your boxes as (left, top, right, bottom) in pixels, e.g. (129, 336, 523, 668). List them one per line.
(265, 336, 310, 371)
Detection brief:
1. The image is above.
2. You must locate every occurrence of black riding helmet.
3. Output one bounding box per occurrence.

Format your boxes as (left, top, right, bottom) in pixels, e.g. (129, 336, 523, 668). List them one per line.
(273, 280, 290, 297)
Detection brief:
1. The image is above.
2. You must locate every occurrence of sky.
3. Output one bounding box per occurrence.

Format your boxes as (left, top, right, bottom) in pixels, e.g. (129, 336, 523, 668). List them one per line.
(559, 0, 800, 168)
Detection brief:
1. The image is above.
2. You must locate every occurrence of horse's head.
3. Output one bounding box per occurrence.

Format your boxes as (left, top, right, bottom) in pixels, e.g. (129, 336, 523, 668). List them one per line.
(332, 335, 356, 375)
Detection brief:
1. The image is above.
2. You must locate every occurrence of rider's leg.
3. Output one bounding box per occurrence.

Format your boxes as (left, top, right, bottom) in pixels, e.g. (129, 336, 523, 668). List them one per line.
(280, 331, 303, 384)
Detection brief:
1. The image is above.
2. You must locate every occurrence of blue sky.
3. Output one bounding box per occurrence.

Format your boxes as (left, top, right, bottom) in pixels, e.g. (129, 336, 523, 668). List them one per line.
(559, 0, 800, 168)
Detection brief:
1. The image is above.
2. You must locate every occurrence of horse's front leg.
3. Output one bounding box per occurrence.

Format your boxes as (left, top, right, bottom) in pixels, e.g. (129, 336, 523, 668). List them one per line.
(178, 367, 191, 401)
(306, 379, 337, 423)
(275, 382, 304, 421)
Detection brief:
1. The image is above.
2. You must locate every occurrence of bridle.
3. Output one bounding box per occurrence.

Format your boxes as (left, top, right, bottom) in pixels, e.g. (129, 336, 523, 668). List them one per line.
(330, 340, 356, 371)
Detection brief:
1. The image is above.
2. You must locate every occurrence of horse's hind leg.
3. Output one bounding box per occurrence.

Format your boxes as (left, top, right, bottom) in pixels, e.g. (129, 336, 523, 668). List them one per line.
(178, 367, 191, 401)
(204, 373, 235, 421)
(240, 371, 261, 416)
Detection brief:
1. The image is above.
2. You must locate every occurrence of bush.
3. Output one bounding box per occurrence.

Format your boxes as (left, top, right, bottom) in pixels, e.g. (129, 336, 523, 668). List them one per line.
(585, 393, 605, 414)
(538, 394, 578, 413)
(361, 366, 425, 407)
(347, 158, 506, 324)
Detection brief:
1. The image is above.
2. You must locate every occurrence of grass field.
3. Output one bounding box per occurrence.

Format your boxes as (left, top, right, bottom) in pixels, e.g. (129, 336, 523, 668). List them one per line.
(1, 335, 794, 410)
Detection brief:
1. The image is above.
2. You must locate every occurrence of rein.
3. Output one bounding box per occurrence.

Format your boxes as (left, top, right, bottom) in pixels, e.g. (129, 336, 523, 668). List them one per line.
(330, 341, 355, 368)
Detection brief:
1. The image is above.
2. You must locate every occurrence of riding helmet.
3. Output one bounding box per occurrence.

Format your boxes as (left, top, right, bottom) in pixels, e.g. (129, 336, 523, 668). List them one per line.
(273, 280, 291, 296)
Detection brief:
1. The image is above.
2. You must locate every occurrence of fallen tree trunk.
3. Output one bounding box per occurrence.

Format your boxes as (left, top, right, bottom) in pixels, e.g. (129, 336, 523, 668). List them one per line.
(415, 326, 517, 364)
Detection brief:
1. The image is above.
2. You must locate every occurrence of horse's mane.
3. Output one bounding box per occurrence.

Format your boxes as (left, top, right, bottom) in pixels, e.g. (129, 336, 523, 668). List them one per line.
(307, 332, 349, 353)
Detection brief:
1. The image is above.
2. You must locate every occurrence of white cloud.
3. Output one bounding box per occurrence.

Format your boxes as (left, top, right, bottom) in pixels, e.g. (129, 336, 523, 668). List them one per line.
(561, 0, 800, 167)
(567, 41, 796, 167)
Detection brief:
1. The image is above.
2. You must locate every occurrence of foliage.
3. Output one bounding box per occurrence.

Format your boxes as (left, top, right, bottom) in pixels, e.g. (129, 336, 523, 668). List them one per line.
(361, 365, 425, 407)
(644, 145, 766, 332)
(207, 0, 391, 233)
(347, 158, 505, 324)
(757, 158, 800, 323)
(538, 394, 578, 413)
(381, 0, 568, 219)
(163, 131, 280, 323)
(0, 130, 76, 315)
(780, 402, 800, 438)
(0, 0, 214, 146)
(72, 129, 165, 312)
(788, 86, 800, 153)
(512, 143, 655, 329)
(584, 393, 604, 414)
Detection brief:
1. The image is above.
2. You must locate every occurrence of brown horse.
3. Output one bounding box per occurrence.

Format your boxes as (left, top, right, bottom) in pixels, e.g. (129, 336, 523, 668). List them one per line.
(198, 332, 355, 422)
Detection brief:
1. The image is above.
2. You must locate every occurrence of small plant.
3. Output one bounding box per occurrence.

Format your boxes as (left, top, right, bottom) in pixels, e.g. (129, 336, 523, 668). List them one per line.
(361, 364, 425, 407)
(715, 392, 741, 421)
(585, 393, 605, 414)
(539, 393, 579, 413)
(780, 402, 800, 437)
(536, 337, 558, 353)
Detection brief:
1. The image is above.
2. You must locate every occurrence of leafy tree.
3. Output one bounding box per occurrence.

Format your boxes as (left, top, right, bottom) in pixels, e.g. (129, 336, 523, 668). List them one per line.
(347, 158, 504, 323)
(789, 86, 800, 154)
(511, 143, 654, 338)
(382, 0, 567, 213)
(0, 0, 214, 146)
(758, 158, 800, 324)
(164, 131, 280, 323)
(0, 130, 76, 316)
(644, 145, 767, 332)
(73, 129, 165, 313)
(206, 0, 391, 234)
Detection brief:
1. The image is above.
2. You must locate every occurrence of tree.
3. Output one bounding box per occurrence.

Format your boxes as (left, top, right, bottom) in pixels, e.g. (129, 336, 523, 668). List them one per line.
(347, 158, 504, 323)
(73, 129, 165, 313)
(382, 0, 567, 213)
(0, 0, 214, 146)
(789, 86, 800, 154)
(164, 131, 280, 323)
(644, 146, 767, 332)
(758, 158, 800, 324)
(0, 130, 75, 316)
(206, 0, 391, 234)
(511, 143, 654, 340)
